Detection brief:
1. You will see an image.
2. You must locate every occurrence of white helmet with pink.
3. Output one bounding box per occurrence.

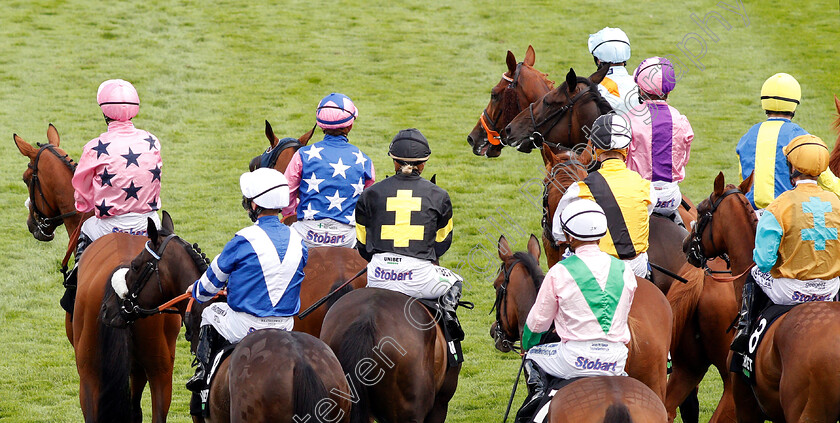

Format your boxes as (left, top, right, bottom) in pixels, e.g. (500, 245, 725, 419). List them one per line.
(633, 57, 677, 97)
(315, 93, 358, 130)
(97, 79, 139, 122)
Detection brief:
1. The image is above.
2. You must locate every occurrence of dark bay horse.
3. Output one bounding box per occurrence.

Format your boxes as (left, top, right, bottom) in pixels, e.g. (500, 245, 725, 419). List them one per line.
(100, 214, 351, 423)
(467, 45, 555, 157)
(320, 287, 460, 422)
(686, 172, 840, 422)
(248, 121, 368, 336)
(547, 376, 667, 422)
(491, 234, 672, 402)
(14, 124, 84, 242)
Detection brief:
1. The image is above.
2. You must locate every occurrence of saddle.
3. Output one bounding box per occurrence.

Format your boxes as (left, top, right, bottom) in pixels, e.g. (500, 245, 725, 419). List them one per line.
(731, 303, 795, 385)
(417, 298, 471, 367)
(519, 376, 585, 423)
(191, 343, 236, 417)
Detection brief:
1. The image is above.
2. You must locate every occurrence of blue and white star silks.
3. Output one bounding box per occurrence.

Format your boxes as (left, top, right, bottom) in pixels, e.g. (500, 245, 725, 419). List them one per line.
(294, 134, 374, 224)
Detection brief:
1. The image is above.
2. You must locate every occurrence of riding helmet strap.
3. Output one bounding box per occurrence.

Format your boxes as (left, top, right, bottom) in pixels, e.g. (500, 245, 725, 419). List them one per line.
(584, 172, 637, 259)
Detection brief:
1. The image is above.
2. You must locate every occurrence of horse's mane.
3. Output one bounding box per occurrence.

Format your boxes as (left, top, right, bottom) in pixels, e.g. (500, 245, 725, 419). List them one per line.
(573, 76, 613, 115)
(725, 183, 758, 229)
(512, 251, 544, 290)
(169, 234, 210, 275)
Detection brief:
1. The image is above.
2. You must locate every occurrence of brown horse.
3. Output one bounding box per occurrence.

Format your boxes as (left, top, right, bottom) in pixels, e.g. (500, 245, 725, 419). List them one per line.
(247, 121, 368, 336)
(490, 234, 672, 402)
(826, 95, 840, 176)
(685, 172, 840, 422)
(14, 124, 84, 242)
(320, 287, 460, 423)
(502, 66, 612, 154)
(467, 45, 555, 157)
(547, 376, 667, 422)
(100, 216, 350, 423)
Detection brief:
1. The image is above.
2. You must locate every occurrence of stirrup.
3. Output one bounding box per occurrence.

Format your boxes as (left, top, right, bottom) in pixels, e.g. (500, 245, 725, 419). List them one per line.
(186, 370, 207, 392)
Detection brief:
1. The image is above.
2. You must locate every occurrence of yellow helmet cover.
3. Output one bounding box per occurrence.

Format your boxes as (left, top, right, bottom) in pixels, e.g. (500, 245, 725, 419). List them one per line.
(761, 73, 801, 113)
(784, 134, 828, 176)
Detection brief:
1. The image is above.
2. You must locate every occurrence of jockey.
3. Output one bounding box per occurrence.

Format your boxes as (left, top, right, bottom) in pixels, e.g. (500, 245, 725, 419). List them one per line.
(282, 93, 375, 248)
(185, 168, 307, 395)
(557, 113, 655, 278)
(66, 79, 162, 313)
(731, 135, 840, 353)
(355, 128, 465, 342)
(736, 73, 840, 210)
(587, 27, 639, 118)
(625, 57, 694, 227)
(516, 199, 637, 422)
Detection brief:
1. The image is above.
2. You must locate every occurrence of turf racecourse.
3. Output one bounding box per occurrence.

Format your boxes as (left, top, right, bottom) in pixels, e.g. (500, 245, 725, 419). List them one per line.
(1, 1, 837, 421)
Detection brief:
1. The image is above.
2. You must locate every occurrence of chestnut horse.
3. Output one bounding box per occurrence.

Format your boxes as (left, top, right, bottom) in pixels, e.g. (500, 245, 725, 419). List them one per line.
(320, 287, 460, 423)
(547, 376, 667, 422)
(248, 120, 368, 336)
(100, 216, 350, 423)
(490, 234, 672, 402)
(467, 45, 555, 157)
(826, 95, 840, 176)
(686, 172, 840, 422)
(539, 149, 737, 421)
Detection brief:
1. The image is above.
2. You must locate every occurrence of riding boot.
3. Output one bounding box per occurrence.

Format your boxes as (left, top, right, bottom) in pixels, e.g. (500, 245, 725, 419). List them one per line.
(440, 281, 466, 342)
(671, 211, 686, 229)
(60, 234, 92, 315)
(186, 325, 223, 392)
(514, 359, 548, 423)
(730, 275, 756, 354)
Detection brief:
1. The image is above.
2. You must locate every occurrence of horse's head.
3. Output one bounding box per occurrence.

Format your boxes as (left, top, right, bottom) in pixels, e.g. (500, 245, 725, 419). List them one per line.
(101, 211, 208, 329)
(248, 120, 314, 172)
(13, 124, 78, 241)
(684, 172, 756, 270)
(468, 46, 555, 158)
(503, 66, 612, 154)
(490, 234, 543, 353)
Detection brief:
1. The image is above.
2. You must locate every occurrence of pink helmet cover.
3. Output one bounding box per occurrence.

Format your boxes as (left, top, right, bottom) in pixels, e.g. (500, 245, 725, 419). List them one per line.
(97, 79, 139, 121)
(634, 57, 676, 96)
(315, 93, 357, 129)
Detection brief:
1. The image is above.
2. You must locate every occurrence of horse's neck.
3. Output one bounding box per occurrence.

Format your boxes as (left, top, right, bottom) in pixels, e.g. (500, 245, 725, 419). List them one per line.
(722, 217, 757, 285)
(513, 278, 539, 335)
(164, 249, 204, 310)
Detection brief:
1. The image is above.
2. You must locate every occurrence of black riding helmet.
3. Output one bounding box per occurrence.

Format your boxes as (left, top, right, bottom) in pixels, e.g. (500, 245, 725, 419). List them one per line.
(588, 113, 631, 151)
(388, 128, 431, 163)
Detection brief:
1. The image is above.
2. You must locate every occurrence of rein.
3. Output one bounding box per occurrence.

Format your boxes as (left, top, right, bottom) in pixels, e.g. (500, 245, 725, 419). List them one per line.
(490, 257, 525, 353)
(481, 62, 523, 146)
(259, 137, 302, 170)
(687, 188, 755, 281)
(27, 143, 78, 233)
(527, 85, 593, 151)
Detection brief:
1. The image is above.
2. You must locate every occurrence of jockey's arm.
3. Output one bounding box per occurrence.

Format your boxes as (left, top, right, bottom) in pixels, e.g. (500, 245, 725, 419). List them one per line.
(433, 194, 453, 258)
(281, 152, 303, 218)
(70, 147, 98, 213)
(817, 168, 840, 199)
(353, 193, 373, 262)
(647, 182, 655, 215)
(522, 269, 561, 351)
(192, 238, 242, 302)
(753, 210, 783, 273)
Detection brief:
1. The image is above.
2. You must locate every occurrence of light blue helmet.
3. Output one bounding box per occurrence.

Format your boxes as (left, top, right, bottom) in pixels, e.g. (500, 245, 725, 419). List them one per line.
(588, 27, 631, 64)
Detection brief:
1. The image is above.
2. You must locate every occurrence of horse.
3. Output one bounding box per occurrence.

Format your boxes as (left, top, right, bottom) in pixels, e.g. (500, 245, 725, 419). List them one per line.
(100, 215, 351, 423)
(546, 376, 667, 422)
(539, 149, 737, 421)
(14, 124, 84, 243)
(684, 171, 840, 422)
(467, 45, 555, 157)
(320, 286, 460, 423)
(502, 66, 612, 155)
(490, 234, 672, 403)
(247, 120, 368, 336)
(826, 95, 840, 176)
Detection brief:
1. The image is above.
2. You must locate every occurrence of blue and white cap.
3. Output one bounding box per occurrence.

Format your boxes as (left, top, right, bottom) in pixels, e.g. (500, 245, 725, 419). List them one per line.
(588, 27, 631, 64)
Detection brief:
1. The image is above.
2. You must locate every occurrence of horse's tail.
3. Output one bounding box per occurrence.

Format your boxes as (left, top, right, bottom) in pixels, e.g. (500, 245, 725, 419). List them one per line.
(326, 278, 355, 311)
(337, 316, 377, 423)
(292, 354, 331, 420)
(602, 403, 634, 423)
(665, 265, 704, 348)
(96, 302, 131, 422)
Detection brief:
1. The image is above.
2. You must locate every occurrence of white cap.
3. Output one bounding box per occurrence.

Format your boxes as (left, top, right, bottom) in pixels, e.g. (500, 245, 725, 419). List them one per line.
(239, 168, 290, 209)
(588, 27, 631, 64)
(553, 199, 608, 242)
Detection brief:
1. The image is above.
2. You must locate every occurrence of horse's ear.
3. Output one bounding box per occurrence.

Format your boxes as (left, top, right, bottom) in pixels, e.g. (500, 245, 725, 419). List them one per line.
(524, 45, 535, 67)
(739, 171, 754, 194)
(161, 210, 175, 233)
(588, 64, 609, 85)
(46, 124, 60, 147)
(540, 145, 559, 168)
(527, 234, 541, 261)
(299, 125, 315, 146)
(565, 68, 577, 93)
(498, 235, 512, 261)
(265, 120, 279, 148)
(14, 134, 36, 158)
(147, 217, 159, 242)
(506, 50, 517, 76)
(429, 174, 436, 185)
(713, 172, 725, 196)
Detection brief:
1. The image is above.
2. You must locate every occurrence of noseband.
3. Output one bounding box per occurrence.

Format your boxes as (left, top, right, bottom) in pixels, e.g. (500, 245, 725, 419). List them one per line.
(27, 144, 77, 234)
(119, 234, 179, 322)
(526, 85, 593, 150)
(480, 62, 523, 146)
(490, 257, 524, 352)
(686, 188, 743, 271)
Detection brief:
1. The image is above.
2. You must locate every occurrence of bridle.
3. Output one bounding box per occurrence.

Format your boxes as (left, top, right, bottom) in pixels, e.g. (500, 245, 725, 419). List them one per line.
(251, 136, 303, 171)
(542, 156, 588, 250)
(524, 84, 595, 151)
(480, 62, 523, 146)
(490, 257, 524, 353)
(119, 234, 180, 322)
(26, 143, 77, 236)
(686, 188, 753, 280)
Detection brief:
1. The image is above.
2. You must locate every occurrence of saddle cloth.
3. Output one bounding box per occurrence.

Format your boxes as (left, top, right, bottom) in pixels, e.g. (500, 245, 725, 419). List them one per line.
(731, 303, 795, 385)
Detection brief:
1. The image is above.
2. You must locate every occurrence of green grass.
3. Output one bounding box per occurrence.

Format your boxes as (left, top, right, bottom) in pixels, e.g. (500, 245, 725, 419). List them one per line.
(1, 0, 838, 421)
